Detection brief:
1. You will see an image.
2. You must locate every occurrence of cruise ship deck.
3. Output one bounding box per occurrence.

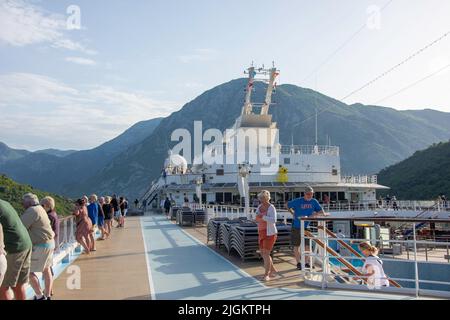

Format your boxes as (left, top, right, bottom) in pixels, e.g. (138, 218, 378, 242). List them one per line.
(50, 212, 424, 300)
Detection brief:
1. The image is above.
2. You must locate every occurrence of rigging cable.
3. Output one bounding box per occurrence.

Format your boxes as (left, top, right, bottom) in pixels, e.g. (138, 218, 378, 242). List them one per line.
(295, 30, 450, 127)
(301, 0, 395, 84)
(374, 62, 450, 104)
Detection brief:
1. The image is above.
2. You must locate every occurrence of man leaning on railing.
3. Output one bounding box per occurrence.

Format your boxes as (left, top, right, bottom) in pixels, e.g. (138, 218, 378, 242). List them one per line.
(286, 185, 329, 271)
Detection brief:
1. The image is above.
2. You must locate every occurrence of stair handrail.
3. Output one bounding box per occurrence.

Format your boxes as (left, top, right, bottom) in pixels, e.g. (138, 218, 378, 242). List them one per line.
(317, 226, 401, 288)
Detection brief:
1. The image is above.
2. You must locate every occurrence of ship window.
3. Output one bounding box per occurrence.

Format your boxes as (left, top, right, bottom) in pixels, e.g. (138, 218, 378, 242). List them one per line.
(315, 192, 322, 201)
(224, 192, 232, 203)
(338, 192, 346, 201)
(332, 169, 338, 175)
(284, 157, 290, 164)
(216, 193, 224, 203)
(330, 192, 337, 201)
(293, 192, 301, 198)
(216, 169, 224, 176)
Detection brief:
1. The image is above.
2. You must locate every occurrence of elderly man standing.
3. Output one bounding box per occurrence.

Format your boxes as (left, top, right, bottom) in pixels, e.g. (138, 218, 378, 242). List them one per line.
(21, 193, 55, 300)
(287, 186, 328, 270)
(0, 199, 32, 300)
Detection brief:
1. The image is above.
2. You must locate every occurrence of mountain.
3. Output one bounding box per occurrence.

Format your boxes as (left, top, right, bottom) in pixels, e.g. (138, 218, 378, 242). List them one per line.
(0, 174, 74, 216)
(35, 149, 77, 157)
(73, 79, 450, 198)
(377, 140, 450, 200)
(0, 117, 162, 196)
(0, 142, 30, 165)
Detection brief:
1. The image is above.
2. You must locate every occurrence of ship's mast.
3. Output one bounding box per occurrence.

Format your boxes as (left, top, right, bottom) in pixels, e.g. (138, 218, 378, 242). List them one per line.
(242, 64, 256, 115)
(241, 62, 279, 116)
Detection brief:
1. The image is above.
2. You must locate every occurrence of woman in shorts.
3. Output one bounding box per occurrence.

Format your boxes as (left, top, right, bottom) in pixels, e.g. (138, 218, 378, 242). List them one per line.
(255, 190, 278, 281)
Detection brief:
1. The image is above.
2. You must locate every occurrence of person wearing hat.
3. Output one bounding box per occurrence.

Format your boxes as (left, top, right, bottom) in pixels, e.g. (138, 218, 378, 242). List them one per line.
(287, 185, 328, 270)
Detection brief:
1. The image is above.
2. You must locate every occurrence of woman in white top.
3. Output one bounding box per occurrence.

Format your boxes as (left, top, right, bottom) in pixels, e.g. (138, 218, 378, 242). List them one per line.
(359, 242, 390, 289)
(255, 190, 278, 281)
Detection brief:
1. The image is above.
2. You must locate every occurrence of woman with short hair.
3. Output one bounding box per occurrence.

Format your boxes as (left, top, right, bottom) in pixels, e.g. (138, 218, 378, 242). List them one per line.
(255, 190, 278, 281)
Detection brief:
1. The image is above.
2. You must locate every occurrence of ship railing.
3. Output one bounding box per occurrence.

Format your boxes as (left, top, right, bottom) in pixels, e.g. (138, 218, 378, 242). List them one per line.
(280, 145, 339, 156)
(269, 200, 447, 212)
(299, 216, 450, 298)
(57, 216, 77, 253)
(340, 175, 378, 184)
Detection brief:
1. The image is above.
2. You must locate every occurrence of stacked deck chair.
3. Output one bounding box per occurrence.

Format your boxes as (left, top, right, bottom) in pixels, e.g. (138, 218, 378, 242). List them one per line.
(220, 220, 243, 254)
(207, 217, 229, 247)
(170, 206, 181, 220)
(193, 209, 206, 226)
(177, 207, 194, 226)
(272, 222, 292, 253)
(230, 222, 259, 261)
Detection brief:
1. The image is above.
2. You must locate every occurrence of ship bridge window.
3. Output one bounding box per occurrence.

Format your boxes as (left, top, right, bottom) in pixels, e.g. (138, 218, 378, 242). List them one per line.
(284, 157, 290, 165)
(224, 192, 232, 203)
(330, 192, 337, 201)
(216, 192, 224, 203)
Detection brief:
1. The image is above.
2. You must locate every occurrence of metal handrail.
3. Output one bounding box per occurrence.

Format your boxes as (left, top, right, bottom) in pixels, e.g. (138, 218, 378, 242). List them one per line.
(300, 217, 450, 298)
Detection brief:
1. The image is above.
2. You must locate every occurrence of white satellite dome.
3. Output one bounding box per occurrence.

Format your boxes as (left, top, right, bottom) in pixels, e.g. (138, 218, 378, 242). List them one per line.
(165, 154, 188, 174)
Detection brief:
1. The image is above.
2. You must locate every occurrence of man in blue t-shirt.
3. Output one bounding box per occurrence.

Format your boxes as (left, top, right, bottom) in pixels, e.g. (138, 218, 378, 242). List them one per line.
(287, 185, 328, 270)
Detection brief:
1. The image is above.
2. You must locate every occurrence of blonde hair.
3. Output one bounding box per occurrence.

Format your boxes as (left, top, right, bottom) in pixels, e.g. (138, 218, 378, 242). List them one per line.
(90, 194, 98, 202)
(105, 196, 111, 204)
(40, 196, 55, 211)
(359, 242, 379, 255)
(257, 190, 271, 201)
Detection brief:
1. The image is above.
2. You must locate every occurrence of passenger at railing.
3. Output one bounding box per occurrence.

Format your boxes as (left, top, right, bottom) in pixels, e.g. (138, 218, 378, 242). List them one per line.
(378, 196, 383, 209)
(359, 242, 389, 289)
(40, 197, 60, 251)
(40, 196, 59, 299)
(87, 195, 99, 251)
(287, 186, 329, 271)
(0, 199, 32, 300)
(73, 198, 93, 255)
(252, 197, 259, 208)
(102, 196, 113, 238)
(183, 193, 189, 206)
(336, 229, 346, 253)
(118, 197, 128, 228)
(392, 196, 399, 211)
(20, 193, 55, 300)
(97, 197, 107, 240)
(111, 195, 120, 227)
(255, 190, 278, 281)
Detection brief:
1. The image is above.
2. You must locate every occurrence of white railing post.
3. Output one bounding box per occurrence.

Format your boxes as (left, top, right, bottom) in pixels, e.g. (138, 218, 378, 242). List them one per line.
(412, 223, 419, 298)
(300, 218, 306, 276)
(321, 220, 328, 289)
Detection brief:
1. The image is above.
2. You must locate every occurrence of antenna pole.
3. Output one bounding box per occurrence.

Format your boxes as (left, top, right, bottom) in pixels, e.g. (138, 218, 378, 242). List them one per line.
(315, 108, 318, 145)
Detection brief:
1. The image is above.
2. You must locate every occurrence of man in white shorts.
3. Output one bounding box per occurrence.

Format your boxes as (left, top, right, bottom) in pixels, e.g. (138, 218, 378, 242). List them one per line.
(21, 193, 55, 300)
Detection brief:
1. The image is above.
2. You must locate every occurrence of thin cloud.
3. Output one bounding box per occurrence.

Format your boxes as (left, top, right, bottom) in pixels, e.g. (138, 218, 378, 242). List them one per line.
(65, 56, 97, 66)
(0, 0, 96, 55)
(0, 72, 179, 149)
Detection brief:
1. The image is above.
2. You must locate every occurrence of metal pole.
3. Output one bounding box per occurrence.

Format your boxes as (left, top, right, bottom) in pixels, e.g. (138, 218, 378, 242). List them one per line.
(300, 218, 306, 277)
(412, 223, 419, 298)
(321, 221, 328, 289)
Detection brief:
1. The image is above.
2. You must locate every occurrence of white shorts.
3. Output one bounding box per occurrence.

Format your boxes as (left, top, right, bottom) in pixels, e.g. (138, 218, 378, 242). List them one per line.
(0, 254, 7, 287)
(123, 209, 128, 217)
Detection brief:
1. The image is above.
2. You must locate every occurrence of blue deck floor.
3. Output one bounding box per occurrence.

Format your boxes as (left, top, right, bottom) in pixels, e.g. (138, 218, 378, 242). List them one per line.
(140, 214, 417, 300)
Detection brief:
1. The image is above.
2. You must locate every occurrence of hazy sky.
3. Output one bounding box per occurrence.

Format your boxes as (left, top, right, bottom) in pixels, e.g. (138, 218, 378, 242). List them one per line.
(0, 0, 449, 150)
